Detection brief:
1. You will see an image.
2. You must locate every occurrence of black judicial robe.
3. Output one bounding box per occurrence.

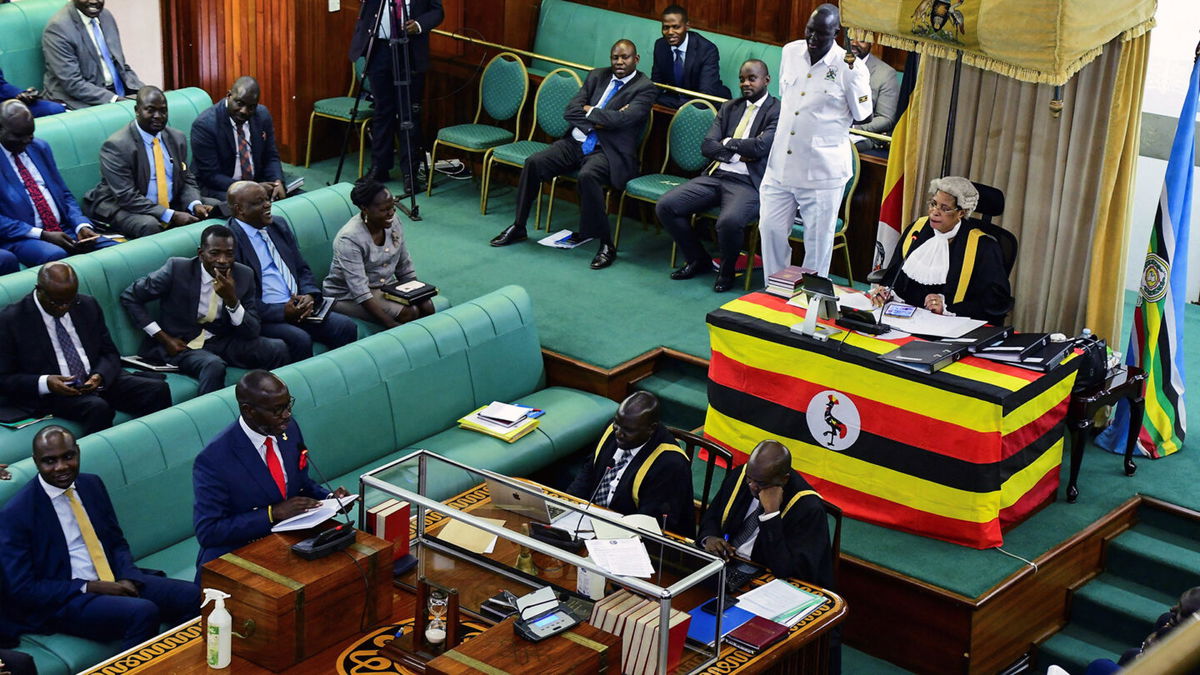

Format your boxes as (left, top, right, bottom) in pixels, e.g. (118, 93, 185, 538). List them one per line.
(882, 217, 1013, 325)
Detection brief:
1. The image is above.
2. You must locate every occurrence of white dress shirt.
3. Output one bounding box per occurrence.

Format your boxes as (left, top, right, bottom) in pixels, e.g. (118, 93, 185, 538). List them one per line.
(38, 475, 100, 590)
(142, 264, 246, 337)
(670, 33, 690, 74)
(764, 41, 871, 189)
(720, 91, 769, 176)
(571, 70, 638, 143)
(4, 149, 92, 240)
(239, 416, 287, 492)
(33, 292, 92, 396)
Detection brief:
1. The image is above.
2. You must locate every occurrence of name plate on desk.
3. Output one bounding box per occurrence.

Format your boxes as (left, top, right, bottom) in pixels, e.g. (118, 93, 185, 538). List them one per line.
(200, 529, 394, 672)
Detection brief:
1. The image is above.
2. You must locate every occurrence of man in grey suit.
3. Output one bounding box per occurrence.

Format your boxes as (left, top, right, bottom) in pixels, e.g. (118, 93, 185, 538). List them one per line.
(83, 87, 216, 239)
(657, 60, 779, 293)
(120, 224, 288, 396)
(849, 40, 899, 149)
(41, 0, 144, 110)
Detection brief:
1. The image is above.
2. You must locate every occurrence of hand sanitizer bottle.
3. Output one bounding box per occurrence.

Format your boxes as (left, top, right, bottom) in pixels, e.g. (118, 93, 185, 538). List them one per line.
(201, 588, 232, 668)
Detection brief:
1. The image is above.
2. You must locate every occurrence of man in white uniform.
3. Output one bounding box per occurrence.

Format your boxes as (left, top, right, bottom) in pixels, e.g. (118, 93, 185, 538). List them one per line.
(758, 4, 871, 279)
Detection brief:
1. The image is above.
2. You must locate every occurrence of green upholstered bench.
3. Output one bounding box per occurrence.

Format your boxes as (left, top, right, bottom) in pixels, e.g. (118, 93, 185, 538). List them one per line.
(0, 183, 449, 466)
(33, 87, 214, 199)
(0, 284, 617, 675)
(530, 0, 783, 98)
(0, 0, 62, 91)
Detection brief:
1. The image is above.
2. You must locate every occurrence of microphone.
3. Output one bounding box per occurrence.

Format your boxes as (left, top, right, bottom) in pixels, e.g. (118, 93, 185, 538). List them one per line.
(570, 464, 613, 540)
(290, 441, 357, 560)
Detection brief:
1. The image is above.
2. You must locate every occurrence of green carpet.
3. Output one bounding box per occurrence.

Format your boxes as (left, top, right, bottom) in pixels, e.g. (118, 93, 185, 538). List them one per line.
(289, 158, 1200, 600)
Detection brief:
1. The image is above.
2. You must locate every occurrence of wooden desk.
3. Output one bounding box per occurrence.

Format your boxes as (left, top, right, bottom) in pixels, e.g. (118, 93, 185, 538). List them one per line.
(79, 484, 844, 674)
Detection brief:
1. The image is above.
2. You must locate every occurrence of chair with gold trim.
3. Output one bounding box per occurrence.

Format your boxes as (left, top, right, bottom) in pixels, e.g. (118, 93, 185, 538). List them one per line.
(305, 58, 374, 178)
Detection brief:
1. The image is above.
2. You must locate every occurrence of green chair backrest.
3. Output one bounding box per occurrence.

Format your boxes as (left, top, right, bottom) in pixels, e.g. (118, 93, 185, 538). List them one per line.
(0, 0, 61, 90)
(33, 87, 214, 198)
(354, 57, 370, 97)
(532, 68, 582, 140)
(479, 53, 529, 124)
(664, 99, 717, 173)
(837, 143, 861, 234)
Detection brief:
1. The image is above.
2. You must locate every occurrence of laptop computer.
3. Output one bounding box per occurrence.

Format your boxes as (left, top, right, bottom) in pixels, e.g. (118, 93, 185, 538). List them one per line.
(485, 477, 571, 523)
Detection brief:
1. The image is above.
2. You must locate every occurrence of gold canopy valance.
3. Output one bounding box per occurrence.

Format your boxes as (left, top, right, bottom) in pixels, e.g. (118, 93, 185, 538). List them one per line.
(842, 0, 1156, 85)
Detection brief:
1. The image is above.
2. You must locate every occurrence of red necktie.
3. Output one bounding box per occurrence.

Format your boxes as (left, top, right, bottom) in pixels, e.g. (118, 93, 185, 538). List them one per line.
(237, 123, 254, 180)
(12, 152, 61, 232)
(264, 436, 286, 499)
(394, 0, 408, 27)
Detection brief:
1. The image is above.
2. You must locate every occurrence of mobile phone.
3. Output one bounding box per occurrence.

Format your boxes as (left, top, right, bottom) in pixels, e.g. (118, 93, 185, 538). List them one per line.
(700, 595, 737, 615)
(883, 303, 917, 318)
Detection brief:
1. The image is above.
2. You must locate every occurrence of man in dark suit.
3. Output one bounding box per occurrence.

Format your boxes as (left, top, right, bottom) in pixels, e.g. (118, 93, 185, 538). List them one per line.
(191, 76, 287, 202)
(490, 39, 657, 270)
(83, 87, 216, 239)
(566, 392, 695, 537)
(40, 0, 144, 110)
(193, 370, 349, 570)
(119, 224, 288, 396)
(0, 67, 65, 117)
(0, 426, 199, 650)
(650, 4, 730, 108)
(228, 181, 357, 362)
(349, 0, 444, 193)
(0, 262, 170, 435)
(849, 40, 899, 149)
(697, 440, 833, 589)
(657, 60, 778, 292)
(1, 100, 117, 267)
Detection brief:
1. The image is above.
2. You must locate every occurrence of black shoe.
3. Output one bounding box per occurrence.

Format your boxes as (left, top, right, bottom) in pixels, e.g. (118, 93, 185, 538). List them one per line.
(490, 224, 527, 247)
(713, 275, 736, 292)
(670, 260, 710, 280)
(590, 243, 617, 269)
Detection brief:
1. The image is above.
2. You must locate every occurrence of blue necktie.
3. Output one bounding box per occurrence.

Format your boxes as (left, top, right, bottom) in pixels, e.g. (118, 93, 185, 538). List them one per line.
(53, 317, 88, 383)
(90, 18, 125, 97)
(673, 47, 684, 86)
(259, 229, 297, 295)
(581, 79, 625, 155)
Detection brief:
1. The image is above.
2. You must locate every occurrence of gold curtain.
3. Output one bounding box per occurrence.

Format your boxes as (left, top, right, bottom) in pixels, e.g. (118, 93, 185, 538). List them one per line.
(907, 35, 1147, 337)
(1085, 33, 1150, 345)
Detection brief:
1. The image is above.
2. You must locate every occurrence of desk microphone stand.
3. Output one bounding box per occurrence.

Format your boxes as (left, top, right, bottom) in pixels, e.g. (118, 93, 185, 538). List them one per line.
(333, 0, 423, 221)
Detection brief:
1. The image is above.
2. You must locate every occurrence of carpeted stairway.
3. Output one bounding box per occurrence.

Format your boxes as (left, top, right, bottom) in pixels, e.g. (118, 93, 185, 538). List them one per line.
(1036, 506, 1200, 673)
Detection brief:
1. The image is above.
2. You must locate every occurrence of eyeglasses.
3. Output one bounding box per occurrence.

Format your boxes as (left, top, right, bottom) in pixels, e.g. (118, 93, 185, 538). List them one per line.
(249, 396, 295, 417)
(928, 199, 961, 215)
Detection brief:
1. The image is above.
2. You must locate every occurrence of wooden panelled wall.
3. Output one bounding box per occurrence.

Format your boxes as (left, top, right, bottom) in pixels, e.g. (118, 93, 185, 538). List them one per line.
(566, 0, 826, 45)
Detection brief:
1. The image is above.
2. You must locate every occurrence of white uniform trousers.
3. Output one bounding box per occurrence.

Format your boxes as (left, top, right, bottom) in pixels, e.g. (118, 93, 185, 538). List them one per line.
(757, 178, 845, 279)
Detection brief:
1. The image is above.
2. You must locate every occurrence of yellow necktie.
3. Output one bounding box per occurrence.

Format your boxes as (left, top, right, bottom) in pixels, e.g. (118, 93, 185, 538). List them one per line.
(186, 288, 220, 349)
(65, 488, 115, 583)
(732, 103, 757, 139)
(152, 137, 169, 208)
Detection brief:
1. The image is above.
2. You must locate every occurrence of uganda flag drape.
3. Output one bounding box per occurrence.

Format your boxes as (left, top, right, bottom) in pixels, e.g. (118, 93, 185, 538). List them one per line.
(1098, 56, 1196, 459)
(873, 52, 922, 272)
(704, 294, 1079, 548)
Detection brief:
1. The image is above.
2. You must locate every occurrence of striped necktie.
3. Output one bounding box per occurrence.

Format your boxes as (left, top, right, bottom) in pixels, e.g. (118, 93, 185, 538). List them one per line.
(593, 447, 632, 507)
(237, 122, 254, 180)
(258, 229, 297, 295)
(728, 502, 765, 551)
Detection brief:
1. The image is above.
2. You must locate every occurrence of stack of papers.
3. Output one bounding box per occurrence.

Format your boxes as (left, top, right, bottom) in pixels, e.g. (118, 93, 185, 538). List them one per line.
(585, 538, 655, 578)
(735, 579, 825, 627)
(458, 402, 540, 442)
(436, 516, 507, 554)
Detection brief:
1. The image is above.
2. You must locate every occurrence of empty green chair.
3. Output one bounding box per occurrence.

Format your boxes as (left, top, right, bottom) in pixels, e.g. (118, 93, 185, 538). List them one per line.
(480, 67, 582, 221)
(305, 59, 374, 178)
(427, 52, 529, 196)
(613, 98, 716, 248)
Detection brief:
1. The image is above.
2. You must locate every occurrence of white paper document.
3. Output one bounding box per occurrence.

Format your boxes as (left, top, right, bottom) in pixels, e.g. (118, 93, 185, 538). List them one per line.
(537, 229, 594, 249)
(588, 511, 663, 540)
(477, 401, 529, 426)
(736, 579, 825, 627)
(585, 538, 655, 578)
(270, 494, 359, 532)
(882, 306, 985, 339)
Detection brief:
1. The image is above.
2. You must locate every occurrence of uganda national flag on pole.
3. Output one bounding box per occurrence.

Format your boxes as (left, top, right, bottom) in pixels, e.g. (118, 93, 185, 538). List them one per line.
(873, 52, 921, 272)
(1098, 53, 1196, 458)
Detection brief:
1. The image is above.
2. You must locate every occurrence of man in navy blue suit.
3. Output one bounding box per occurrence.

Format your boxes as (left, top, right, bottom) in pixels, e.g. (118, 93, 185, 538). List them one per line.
(193, 370, 349, 570)
(190, 76, 287, 202)
(0, 100, 118, 267)
(650, 5, 730, 109)
(0, 426, 199, 650)
(227, 181, 357, 362)
(0, 68, 66, 118)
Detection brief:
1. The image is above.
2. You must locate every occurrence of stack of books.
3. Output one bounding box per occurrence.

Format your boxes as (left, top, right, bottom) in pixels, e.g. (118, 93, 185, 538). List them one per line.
(382, 279, 438, 306)
(725, 616, 790, 655)
(458, 401, 541, 442)
(588, 589, 691, 675)
(765, 266, 813, 299)
(365, 498, 410, 561)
